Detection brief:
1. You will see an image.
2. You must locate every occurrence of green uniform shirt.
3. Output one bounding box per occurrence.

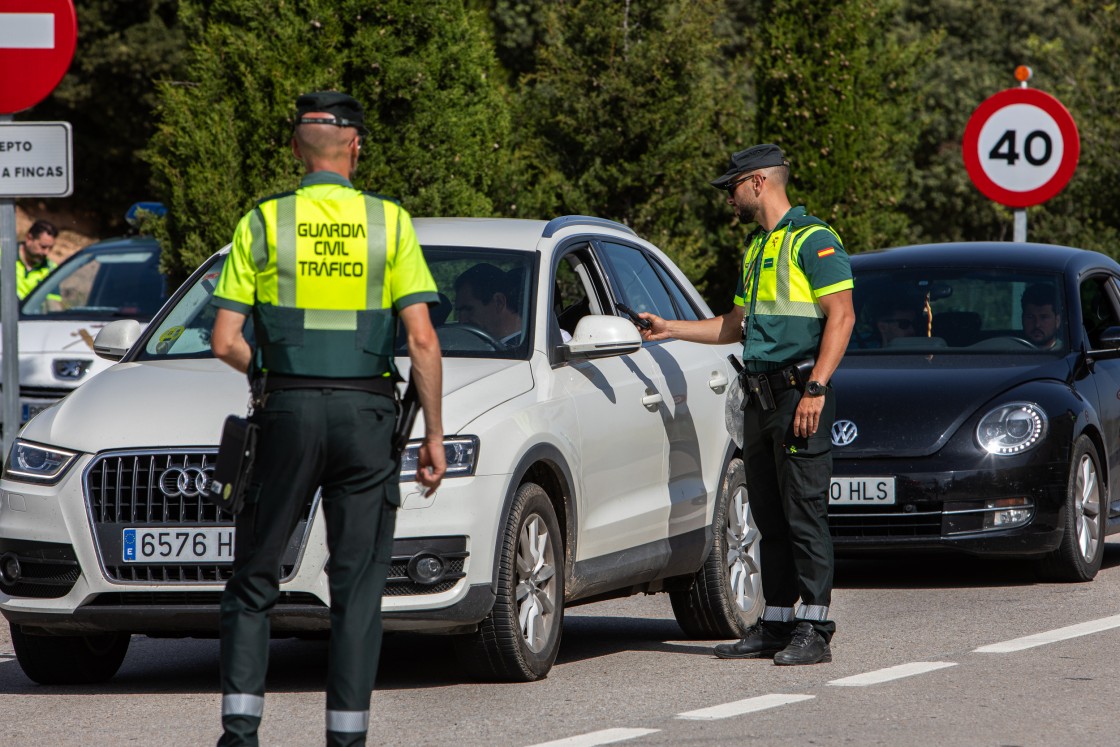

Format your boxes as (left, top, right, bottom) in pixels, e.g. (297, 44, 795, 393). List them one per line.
(16, 258, 56, 299)
(212, 171, 438, 377)
(733, 206, 853, 369)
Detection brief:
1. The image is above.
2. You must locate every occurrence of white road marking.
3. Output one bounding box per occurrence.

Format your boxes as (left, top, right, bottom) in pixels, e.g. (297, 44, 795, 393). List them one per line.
(974, 613, 1120, 653)
(526, 728, 660, 747)
(828, 661, 957, 686)
(676, 693, 815, 720)
(0, 14, 54, 49)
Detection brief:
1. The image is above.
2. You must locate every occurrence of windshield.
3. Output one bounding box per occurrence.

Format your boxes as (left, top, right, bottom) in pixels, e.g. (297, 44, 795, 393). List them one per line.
(21, 244, 168, 322)
(847, 268, 1067, 354)
(137, 246, 536, 362)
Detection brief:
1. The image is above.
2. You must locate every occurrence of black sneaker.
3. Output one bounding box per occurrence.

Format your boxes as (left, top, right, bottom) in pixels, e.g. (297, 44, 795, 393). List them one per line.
(773, 621, 832, 665)
(713, 620, 792, 659)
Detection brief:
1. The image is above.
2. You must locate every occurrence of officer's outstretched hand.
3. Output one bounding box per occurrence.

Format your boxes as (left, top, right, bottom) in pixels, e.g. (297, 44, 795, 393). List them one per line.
(639, 312, 672, 341)
(417, 436, 447, 493)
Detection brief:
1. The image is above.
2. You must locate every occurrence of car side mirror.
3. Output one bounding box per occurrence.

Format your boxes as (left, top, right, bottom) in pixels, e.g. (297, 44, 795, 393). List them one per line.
(1097, 326, 1120, 349)
(93, 319, 143, 361)
(563, 315, 643, 360)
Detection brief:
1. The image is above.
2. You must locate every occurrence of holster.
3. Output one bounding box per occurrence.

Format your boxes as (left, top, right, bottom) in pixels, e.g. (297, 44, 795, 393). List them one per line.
(204, 414, 259, 515)
(739, 357, 816, 412)
(392, 377, 420, 459)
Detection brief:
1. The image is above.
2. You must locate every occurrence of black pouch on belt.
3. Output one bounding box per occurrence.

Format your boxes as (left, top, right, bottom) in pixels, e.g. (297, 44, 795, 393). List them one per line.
(746, 373, 777, 411)
(204, 415, 260, 515)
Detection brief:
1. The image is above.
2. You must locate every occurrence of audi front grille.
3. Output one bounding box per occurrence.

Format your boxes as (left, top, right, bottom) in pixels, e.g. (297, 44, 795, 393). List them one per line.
(84, 450, 318, 584)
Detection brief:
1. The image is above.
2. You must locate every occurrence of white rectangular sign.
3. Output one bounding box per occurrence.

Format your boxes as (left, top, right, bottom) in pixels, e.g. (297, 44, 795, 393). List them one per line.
(0, 122, 73, 197)
(0, 14, 54, 49)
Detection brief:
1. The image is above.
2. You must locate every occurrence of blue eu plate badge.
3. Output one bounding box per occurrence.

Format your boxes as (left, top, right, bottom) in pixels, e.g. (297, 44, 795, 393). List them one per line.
(123, 529, 137, 561)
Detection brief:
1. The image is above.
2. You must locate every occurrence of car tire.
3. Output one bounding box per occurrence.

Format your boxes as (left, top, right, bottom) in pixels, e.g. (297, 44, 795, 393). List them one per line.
(10, 623, 130, 684)
(454, 482, 564, 681)
(1039, 435, 1106, 582)
(669, 457, 762, 638)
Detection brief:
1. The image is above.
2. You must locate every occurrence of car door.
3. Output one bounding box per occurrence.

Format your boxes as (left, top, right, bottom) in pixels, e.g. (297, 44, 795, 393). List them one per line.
(1078, 273, 1120, 520)
(547, 242, 668, 567)
(597, 239, 733, 546)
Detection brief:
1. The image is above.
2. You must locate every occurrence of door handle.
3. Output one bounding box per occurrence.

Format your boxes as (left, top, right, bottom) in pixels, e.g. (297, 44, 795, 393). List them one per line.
(642, 392, 664, 407)
(708, 372, 729, 390)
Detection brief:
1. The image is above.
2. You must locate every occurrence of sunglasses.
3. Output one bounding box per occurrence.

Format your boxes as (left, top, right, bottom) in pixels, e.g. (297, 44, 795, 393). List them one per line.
(724, 172, 764, 193)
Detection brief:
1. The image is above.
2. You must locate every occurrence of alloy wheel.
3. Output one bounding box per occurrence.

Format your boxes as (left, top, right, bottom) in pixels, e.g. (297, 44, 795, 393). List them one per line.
(1073, 453, 1102, 563)
(515, 514, 557, 653)
(725, 485, 762, 615)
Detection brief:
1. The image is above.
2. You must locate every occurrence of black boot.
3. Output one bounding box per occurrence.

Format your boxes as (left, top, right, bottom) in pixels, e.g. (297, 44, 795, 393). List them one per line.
(713, 620, 793, 659)
(773, 621, 831, 665)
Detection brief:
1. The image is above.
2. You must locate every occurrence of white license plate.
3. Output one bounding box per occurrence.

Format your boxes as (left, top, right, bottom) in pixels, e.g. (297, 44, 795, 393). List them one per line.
(20, 399, 53, 422)
(829, 477, 896, 505)
(122, 527, 235, 563)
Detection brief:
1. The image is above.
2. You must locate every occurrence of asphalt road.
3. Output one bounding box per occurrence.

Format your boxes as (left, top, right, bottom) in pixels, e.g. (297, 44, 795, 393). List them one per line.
(3, 540, 1120, 746)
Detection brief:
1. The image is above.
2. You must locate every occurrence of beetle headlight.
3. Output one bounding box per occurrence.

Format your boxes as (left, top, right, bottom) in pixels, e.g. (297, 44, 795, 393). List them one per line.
(3, 440, 79, 484)
(400, 436, 480, 481)
(976, 403, 1048, 455)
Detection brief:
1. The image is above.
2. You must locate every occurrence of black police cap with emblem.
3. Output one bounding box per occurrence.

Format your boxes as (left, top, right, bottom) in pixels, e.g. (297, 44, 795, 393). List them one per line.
(294, 91, 368, 135)
(710, 143, 788, 189)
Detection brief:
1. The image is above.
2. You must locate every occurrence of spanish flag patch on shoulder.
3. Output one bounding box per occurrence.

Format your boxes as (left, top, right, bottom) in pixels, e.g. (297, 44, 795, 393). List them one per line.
(817, 246, 836, 258)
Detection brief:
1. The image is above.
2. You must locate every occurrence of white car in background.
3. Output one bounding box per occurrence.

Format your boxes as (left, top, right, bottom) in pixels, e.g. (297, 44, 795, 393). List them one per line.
(1, 236, 168, 424)
(0, 215, 759, 685)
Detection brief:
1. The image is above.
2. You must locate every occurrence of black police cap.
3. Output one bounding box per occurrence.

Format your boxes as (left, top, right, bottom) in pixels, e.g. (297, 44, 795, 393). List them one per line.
(710, 143, 787, 188)
(294, 91, 367, 135)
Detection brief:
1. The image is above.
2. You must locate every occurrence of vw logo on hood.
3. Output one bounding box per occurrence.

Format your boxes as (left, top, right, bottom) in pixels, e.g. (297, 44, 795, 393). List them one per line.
(831, 419, 858, 447)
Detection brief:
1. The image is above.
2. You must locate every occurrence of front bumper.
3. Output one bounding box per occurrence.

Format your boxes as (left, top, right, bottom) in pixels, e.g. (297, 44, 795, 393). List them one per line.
(829, 454, 1068, 557)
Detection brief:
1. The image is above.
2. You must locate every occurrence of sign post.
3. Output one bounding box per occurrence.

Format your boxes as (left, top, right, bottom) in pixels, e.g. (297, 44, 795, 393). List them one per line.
(962, 66, 1080, 242)
(0, 0, 78, 461)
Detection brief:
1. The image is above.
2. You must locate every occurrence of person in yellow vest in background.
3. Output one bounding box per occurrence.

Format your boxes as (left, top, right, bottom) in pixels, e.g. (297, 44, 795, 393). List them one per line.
(637, 144, 855, 666)
(17, 220, 59, 299)
(209, 91, 446, 746)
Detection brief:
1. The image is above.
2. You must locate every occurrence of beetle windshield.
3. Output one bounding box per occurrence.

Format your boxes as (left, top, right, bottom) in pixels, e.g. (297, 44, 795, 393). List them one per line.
(847, 269, 1067, 354)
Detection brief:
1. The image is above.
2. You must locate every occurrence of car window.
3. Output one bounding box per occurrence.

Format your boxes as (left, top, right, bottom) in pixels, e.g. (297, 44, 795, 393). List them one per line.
(848, 268, 1067, 354)
(554, 245, 610, 340)
(1079, 275, 1120, 348)
(598, 241, 679, 320)
(649, 256, 701, 321)
(138, 256, 243, 359)
(21, 247, 167, 322)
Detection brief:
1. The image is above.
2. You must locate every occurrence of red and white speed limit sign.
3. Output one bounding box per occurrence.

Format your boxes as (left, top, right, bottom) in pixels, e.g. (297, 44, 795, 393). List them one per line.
(962, 87, 1079, 208)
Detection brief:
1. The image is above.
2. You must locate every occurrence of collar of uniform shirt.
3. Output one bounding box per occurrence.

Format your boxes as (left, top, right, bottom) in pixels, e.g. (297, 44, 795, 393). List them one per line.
(300, 171, 354, 189)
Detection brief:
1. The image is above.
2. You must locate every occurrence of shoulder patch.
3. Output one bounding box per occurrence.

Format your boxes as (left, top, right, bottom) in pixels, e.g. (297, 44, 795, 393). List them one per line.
(817, 246, 836, 258)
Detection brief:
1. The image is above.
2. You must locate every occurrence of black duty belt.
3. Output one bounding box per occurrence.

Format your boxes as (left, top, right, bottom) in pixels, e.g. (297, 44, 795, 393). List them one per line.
(739, 359, 814, 411)
(262, 374, 395, 397)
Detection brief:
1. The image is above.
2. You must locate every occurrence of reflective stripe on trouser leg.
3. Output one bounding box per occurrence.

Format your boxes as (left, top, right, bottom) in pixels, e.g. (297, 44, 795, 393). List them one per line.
(327, 710, 370, 733)
(797, 604, 829, 622)
(223, 694, 265, 718)
(762, 606, 795, 623)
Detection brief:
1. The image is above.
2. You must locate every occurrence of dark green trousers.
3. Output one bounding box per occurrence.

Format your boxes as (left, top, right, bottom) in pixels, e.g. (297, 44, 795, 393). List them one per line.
(218, 388, 399, 747)
(742, 385, 836, 640)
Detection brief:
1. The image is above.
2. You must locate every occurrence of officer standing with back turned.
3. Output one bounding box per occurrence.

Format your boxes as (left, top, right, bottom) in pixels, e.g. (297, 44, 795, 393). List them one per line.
(210, 91, 446, 745)
(638, 144, 854, 665)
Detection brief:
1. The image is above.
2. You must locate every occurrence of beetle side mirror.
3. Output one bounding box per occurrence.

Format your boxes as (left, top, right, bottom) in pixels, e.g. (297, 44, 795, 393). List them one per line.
(1096, 326, 1120, 349)
(93, 319, 143, 361)
(563, 315, 643, 360)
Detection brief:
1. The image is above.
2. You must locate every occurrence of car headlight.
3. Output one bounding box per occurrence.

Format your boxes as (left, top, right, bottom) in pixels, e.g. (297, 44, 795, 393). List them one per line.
(400, 436, 480, 481)
(3, 439, 79, 484)
(976, 403, 1048, 455)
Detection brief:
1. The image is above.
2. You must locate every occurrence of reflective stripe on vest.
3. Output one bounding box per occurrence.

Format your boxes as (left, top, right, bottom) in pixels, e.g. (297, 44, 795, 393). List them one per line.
(253, 192, 394, 377)
(748, 224, 837, 319)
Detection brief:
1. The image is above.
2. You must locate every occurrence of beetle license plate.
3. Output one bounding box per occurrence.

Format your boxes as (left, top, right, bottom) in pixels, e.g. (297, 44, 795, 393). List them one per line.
(122, 527, 235, 563)
(829, 477, 896, 505)
(20, 398, 53, 423)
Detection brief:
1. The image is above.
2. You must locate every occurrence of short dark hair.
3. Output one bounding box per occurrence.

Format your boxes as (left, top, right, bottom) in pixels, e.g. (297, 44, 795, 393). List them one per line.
(28, 220, 58, 239)
(455, 263, 522, 309)
(1021, 283, 1058, 312)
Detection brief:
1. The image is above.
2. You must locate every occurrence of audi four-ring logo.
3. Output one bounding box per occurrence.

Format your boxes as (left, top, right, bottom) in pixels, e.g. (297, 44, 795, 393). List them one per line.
(831, 419, 858, 447)
(159, 466, 214, 498)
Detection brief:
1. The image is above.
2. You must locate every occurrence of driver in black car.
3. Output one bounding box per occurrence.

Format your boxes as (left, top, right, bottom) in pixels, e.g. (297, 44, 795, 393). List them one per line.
(453, 263, 524, 347)
(1021, 283, 1061, 351)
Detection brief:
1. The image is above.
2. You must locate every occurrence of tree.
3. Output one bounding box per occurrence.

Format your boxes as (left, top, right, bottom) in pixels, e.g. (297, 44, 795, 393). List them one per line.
(749, 0, 940, 254)
(146, 0, 512, 284)
(509, 0, 750, 301)
(21, 0, 185, 233)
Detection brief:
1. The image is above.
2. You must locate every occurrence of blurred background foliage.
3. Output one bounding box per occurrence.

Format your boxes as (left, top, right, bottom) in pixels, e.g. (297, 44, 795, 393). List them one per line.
(15, 0, 1120, 305)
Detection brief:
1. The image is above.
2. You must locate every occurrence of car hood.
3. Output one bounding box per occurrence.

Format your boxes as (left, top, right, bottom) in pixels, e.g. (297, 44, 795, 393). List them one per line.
(831, 354, 1071, 457)
(22, 357, 533, 454)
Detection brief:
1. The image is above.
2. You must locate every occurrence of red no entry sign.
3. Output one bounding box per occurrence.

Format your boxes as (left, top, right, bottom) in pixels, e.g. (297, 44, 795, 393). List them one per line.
(0, 0, 78, 114)
(962, 87, 1079, 209)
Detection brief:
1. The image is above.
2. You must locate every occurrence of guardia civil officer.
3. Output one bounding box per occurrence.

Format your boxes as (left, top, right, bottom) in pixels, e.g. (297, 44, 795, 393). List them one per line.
(210, 91, 446, 745)
(638, 144, 854, 665)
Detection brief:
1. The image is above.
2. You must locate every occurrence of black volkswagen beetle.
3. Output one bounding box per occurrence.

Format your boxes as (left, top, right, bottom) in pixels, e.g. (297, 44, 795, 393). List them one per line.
(829, 242, 1120, 581)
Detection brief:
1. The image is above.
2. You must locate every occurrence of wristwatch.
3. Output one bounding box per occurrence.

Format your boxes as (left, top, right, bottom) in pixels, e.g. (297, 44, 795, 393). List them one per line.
(804, 380, 826, 397)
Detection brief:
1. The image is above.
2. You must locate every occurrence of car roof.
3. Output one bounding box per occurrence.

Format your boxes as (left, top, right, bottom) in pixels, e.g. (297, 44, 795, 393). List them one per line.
(413, 216, 639, 253)
(852, 242, 1120, 276)
(76, 236, 161, 254)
